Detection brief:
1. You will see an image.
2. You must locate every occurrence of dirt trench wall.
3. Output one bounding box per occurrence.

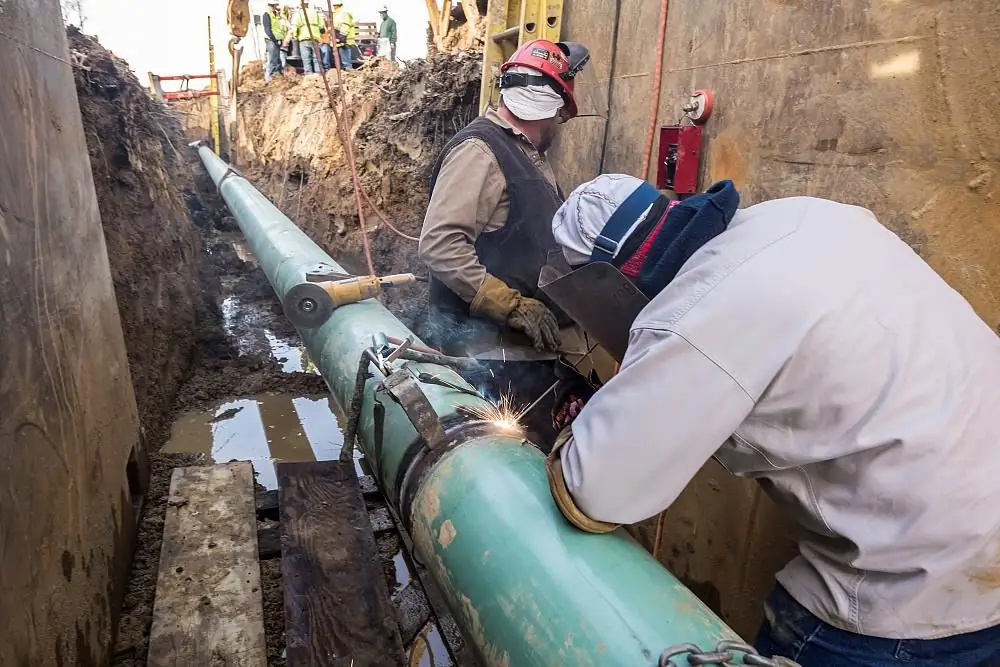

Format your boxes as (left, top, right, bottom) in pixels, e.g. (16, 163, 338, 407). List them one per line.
(551, 0, 1000, 639)
(233, 53, 481, 329)
(0, 4, 144, 665)
(71, 30, 202, 447)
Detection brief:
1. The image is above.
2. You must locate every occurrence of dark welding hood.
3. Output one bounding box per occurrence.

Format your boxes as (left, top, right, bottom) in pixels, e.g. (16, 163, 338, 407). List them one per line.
(538, 251, 649, 363)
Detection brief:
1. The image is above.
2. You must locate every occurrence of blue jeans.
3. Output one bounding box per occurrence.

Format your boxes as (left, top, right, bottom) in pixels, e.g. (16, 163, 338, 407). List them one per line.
(299, 39, 318, 74)
(337, 45, 353, 70)
(319, 43, 333, 70)
(265, 40, 286, 81)
(755, 585, 1000, 666)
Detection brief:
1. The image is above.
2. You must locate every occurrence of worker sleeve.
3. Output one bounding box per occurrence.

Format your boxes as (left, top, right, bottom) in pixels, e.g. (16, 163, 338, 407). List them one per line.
(418, 140, 505, 302)
(389, 20, 397, 43)
(559, 328, 755, 525)
(263, 13, 276, 41)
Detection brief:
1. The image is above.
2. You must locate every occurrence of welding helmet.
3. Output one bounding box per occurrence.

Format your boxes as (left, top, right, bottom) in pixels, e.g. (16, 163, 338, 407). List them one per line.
(537, 178, 664, 362)
(538, 252, 648, 363)
(499, 39, 591, 119)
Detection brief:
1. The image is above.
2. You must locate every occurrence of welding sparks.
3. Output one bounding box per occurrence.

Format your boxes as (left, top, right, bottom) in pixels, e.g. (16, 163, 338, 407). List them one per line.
(459, 392, 525, 433)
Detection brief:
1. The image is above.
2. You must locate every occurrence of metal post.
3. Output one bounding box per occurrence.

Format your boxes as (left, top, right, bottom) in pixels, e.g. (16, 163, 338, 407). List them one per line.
(208, 16, 221, 154)
(196, 146, 742, 666)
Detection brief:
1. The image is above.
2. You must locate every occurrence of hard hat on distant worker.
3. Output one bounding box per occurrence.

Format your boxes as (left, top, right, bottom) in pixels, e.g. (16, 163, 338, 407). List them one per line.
(499, 39, 590, 120)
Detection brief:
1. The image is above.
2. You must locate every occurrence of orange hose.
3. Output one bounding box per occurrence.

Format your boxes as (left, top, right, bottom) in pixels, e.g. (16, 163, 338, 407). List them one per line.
(312, 0, 418, 259)
(652, 509, 667, 560)
(361, 189, 420, 242)
(302, 0, 377, 277)
(640, 0, 670, 180)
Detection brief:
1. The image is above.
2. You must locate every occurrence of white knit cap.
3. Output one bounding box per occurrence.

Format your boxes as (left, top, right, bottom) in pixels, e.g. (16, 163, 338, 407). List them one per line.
(500, 66, 565, 121)
(552, 174, 655, 265)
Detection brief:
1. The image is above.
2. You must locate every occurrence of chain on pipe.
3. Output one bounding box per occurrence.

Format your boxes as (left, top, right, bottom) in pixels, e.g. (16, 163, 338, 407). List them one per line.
(658, 641, 802, 667)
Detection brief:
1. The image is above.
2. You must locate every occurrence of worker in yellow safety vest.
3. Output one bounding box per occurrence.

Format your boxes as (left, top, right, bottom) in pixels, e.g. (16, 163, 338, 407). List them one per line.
(332, 2, 355, 70)
(262, 2, 289, 81)
(294, 5, 327, 74)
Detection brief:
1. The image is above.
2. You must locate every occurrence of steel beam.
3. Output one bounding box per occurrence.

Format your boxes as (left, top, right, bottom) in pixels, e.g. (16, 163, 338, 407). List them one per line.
(197, 146, 741, 666)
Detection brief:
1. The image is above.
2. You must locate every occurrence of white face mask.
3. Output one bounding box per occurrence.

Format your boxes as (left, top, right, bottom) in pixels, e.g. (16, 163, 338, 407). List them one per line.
(500, 67, 565, 122)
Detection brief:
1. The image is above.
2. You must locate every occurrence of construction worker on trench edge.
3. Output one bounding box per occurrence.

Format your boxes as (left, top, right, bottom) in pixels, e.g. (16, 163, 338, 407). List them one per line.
(377, 5, 396, 62)
(293, 4, 326, 75)
(332, 1, 355, 71)
(539, 174, 1000, 667)
(262, 2, 290, 82)
(418, 39, 594, 450)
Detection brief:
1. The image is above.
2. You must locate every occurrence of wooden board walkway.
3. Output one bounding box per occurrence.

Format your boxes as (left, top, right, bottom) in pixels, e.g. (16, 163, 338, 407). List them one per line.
(278, 460, 406, 667)
(147, 462, 266, 667)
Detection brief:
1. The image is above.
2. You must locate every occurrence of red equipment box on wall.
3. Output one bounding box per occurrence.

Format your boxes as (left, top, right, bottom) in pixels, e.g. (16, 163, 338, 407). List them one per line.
(655, 125, 703, 195)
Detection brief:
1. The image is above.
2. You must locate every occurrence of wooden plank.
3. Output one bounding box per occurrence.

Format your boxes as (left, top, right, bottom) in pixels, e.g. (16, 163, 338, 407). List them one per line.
(257, 475, 379, 518)
(279, 461, 405, 667)
(147, 463, 266, 667)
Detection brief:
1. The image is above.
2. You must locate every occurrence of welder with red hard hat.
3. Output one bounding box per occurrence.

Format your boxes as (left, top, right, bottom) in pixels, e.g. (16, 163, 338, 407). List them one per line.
(418, 39, 595, 447)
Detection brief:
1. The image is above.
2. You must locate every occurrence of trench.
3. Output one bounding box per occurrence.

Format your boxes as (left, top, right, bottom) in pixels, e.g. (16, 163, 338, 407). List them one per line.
(66, 22, 482, 667)
(110, 165, 455, 667)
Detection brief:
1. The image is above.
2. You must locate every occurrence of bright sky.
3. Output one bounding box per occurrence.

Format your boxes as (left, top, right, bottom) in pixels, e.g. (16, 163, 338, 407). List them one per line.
(75, 0, 430, 85)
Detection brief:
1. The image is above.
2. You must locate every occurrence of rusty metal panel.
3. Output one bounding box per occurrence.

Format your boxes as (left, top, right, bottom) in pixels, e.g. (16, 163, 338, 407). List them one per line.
(0, 1, 143, 664)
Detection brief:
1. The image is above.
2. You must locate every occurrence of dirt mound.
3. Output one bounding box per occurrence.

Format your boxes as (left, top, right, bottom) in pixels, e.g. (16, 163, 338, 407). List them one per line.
(234, 50, 482, 330)
(70, 27, 201, 447)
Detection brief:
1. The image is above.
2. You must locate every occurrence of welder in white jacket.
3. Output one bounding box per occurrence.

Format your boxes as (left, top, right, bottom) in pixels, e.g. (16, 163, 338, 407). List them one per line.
(539, 174, 1000, 666)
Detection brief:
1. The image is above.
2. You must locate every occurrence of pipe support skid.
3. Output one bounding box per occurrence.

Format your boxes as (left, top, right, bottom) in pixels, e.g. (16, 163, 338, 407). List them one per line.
(198, 146, 741, 666)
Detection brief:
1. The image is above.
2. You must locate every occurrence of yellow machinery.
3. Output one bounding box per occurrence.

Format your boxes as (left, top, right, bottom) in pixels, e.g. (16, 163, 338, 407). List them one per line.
(479, 0, 564, 113)
(207, 17, 221, 155)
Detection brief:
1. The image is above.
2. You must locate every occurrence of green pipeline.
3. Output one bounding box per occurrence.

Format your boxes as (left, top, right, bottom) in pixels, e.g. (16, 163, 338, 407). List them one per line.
(198, 147, 742, 666)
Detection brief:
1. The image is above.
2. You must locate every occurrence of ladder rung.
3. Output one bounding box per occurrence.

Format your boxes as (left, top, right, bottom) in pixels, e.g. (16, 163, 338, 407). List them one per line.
(491, 26, 520, 43)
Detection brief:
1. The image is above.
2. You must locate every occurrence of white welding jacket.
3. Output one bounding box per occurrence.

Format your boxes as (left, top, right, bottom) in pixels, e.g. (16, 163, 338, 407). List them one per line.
(560, 196, 1000, 640)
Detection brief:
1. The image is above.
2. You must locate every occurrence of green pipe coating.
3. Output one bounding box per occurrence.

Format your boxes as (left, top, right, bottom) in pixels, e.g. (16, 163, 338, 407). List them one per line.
(198, 146, 742, 666)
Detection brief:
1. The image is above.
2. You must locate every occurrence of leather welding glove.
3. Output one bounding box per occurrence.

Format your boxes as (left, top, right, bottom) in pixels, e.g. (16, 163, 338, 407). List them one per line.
(470, 275, 561, 352)
(546, 426, 619, 534)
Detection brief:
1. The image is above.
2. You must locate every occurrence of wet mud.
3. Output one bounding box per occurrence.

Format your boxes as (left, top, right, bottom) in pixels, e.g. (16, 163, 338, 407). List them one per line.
(71, 27, 201, 448)
(73, 22, 477, 667)
(235, 49, 482, 335)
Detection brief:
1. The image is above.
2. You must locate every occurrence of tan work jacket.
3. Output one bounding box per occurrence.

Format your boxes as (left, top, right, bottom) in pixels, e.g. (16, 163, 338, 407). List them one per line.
(419, 108, 558, 304)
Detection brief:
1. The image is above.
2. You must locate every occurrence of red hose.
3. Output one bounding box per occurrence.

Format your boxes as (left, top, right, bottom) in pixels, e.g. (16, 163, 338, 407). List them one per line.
(640, 0, 669, 180)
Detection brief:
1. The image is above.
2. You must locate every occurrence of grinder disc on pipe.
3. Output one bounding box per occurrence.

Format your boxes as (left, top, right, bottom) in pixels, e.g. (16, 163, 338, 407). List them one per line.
(284, 282, 335, 329)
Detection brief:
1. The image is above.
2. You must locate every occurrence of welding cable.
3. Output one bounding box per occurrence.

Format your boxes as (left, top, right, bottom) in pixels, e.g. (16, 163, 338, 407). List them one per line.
(639, 0, 670, 179)
(398, 349, 483, 372)
(303, 0, 376, 277)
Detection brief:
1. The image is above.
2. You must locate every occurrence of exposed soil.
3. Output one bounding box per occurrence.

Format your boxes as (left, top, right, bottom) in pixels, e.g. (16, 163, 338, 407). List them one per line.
(71, 27, 200, 448)
(72, 21, 486, 666)
(69, 30, 330, 667)
(234, 49, 482, 332)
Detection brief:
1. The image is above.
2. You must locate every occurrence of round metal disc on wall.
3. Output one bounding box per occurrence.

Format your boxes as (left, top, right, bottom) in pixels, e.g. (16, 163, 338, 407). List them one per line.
(686, 89, 714, 124)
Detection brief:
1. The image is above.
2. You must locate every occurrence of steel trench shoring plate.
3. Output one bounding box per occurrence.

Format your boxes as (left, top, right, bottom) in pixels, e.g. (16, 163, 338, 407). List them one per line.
(382, 370, 446, 450)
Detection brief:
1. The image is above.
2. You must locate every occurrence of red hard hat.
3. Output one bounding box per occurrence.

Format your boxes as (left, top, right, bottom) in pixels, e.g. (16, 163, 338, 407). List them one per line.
(499, 39, 590, 119)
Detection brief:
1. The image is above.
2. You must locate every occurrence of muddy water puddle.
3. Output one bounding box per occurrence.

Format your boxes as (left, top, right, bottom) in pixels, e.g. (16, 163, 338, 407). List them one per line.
(163, 392, 358, 488)
(198, 232, 454, 665)
(410, 623, 452, 667)
(220, 294, 318, 374)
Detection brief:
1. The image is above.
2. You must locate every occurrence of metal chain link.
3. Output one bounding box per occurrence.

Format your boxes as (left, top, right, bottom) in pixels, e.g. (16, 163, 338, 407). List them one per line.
(658, 640, 803, 667)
